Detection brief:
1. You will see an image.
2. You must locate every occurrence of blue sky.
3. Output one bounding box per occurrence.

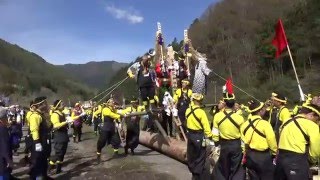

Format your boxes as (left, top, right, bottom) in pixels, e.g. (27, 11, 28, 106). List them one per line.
(0, 0, 215, 65)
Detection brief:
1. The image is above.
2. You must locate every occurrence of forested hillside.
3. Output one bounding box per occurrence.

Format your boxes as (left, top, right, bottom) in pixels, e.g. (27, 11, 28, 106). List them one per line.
(60, 61, 127, 89)
(188, 0, 320, 103)
(0, 39, 93, 104)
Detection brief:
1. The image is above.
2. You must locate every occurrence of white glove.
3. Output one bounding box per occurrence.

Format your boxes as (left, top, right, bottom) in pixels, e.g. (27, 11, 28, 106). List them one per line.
(66, 117, 73, 123)
(172, 108, 178, 117)
(35, 143, 42, 152)
(222, 85, 227, 93)
(80, 112, 86, 117)
(205, 139, 215, 146)
(116, 123, 122, 129)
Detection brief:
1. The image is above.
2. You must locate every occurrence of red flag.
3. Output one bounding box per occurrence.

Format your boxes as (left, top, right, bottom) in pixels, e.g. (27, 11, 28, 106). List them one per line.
(226, 78, 233, 94)
(272, 19, 288, 58)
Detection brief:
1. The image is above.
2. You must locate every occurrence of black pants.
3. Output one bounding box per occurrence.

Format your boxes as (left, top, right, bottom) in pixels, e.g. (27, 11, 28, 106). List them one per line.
(178, 104, 188, 132)
(73, 125, 82, 141)
(125, 120, 140, 150)
(186, 130, 211, 180)
(50, 142, 68, 163)
(245, 149, 274, 180)
(93, 118, 102, 132)
(139, 86, 155, 102)
(161, 111, 173, 136)
(29, 142, 50, 179)
(214, 139, 245, 180)
(274, 149, 309, 180)
(24, 135, 32, 155)
(97, 130, 121, 153)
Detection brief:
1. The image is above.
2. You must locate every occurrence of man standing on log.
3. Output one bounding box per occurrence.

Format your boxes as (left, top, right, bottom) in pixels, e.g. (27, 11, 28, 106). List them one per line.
(185, 93, 213, 180)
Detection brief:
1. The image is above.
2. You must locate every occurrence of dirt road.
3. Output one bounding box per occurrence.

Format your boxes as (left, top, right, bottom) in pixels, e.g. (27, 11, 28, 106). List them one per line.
(12, 126, 191, 180)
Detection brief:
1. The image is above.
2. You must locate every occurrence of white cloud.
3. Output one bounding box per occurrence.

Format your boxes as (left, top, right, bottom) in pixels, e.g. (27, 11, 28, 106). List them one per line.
(105, 5, 143, 24)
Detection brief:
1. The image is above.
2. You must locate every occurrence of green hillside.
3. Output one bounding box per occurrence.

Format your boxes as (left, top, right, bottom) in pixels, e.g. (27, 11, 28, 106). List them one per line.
(0, 39, 94, 104)
(188, 0, 320, 103)
(60, 61, 127, 89)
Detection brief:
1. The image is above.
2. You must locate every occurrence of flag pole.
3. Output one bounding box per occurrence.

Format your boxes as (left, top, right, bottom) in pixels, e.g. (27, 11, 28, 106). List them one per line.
(278, 19, 305, 101)
(286, 44, 305, 101)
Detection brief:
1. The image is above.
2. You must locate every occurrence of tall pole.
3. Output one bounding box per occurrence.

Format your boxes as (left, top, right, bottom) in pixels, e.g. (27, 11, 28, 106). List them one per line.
(286, 44, 305, 101)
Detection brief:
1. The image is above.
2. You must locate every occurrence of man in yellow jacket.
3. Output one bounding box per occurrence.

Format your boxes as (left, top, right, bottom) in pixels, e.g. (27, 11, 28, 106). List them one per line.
(93, 104, 103, 135)
(241, 100, 277, 179)
(28, 96, 52, 179)
(120, 98, 145, 155)
(212, 93, 245, 180)
(48, 100, 83, 174)
(275, 104, 320, 179)
(185, 93, 213, 180)
(270, 92, 291, 141)
(96, 98, 124, 163)
(173, 79, 192, 132)
(23, 101, 36, 165)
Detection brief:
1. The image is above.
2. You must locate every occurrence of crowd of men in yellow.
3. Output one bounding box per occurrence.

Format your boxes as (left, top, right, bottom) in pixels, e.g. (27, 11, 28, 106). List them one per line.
(185, 91, 320, 180)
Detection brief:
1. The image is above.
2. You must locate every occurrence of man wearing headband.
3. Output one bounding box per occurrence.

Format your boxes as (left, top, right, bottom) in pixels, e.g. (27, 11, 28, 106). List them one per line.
(23, 101, 36, 165)
(173, 79, 192, 132)
(275, 104, 320, 179)
(121, 97, 145, 155)
(48, 100, 79, 174)
(28, 96, 52, 179)
(96, 98, 125, 163)
(71, 103, 86, 143)
(270, 92, 291, 141)
(92, 103, 103, 136)
(212, 93, 245, 180)
(240, 100, 277, 179)
(185, 93, 213, 180)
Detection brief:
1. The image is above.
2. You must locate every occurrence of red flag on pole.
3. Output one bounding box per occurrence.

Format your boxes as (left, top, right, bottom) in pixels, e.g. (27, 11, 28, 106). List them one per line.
(226, 78, 233, 94)
(272, 19, 288, 58)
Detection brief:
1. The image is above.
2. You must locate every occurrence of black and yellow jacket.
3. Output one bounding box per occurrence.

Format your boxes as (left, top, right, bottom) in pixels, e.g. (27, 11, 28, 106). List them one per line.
(278, 114, 320, 163)
(51, 110, 69, 143)
(240, 115, 277, 155)
(101, 106, 121, 131)
(212, 108, 245, 142)
(185, 104, 213, 139)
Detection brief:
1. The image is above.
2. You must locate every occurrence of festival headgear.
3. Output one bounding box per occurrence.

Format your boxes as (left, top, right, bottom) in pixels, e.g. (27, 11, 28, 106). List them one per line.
(181, 79, 190, 85)
(223, 93, 235, 101)
(302, 104, 320, 117)
(53, 100, 62, 109)
(271, 92, 287, 104)
(248, 100, 264, 113)
(130, 97, 138, 103)
(32, 96, 47, 107)
(192, 93, 204, 101)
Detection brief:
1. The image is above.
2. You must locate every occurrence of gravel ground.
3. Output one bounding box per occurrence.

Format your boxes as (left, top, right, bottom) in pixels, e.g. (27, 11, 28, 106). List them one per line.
(11, 126, 191, 180)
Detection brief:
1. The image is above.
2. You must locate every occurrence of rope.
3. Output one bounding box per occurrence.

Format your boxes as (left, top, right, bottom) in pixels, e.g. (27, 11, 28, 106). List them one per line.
(210, 70, 260, 102)
(88, 76, 129, 101)
(95, 76, 129, 105)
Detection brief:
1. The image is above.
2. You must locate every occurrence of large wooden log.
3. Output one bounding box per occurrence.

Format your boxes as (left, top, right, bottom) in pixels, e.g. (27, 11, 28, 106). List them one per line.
(139, 131, 187, 163)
